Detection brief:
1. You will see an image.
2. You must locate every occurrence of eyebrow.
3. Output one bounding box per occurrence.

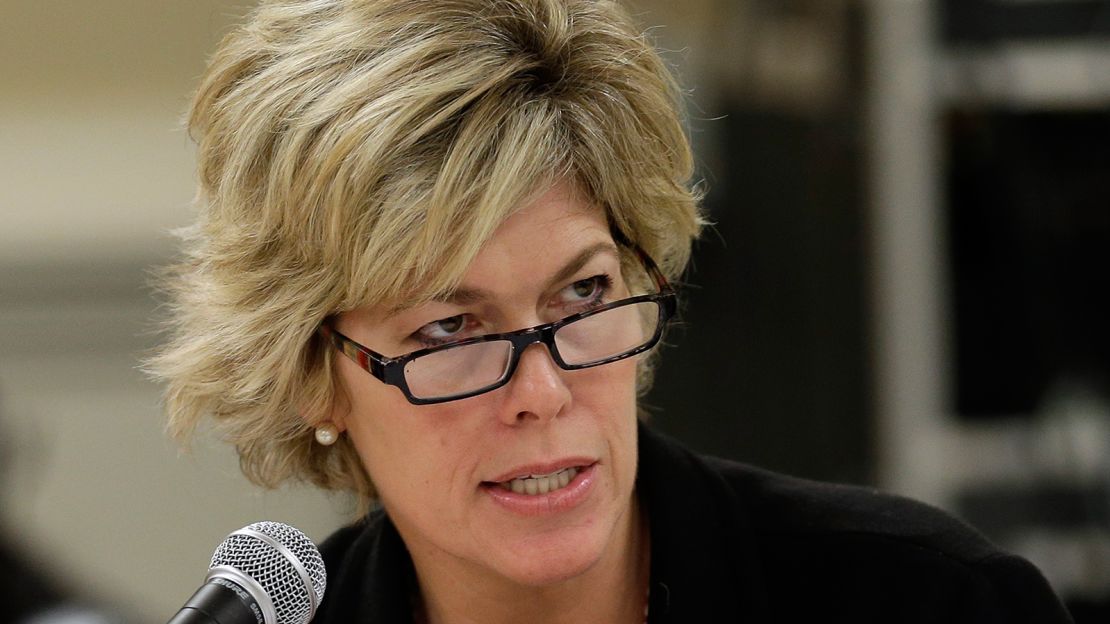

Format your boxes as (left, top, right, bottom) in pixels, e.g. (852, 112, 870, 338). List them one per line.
(439, 241, 621, 306)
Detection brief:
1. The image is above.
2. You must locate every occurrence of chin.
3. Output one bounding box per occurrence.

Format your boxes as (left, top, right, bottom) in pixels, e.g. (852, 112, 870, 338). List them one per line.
(481, 514, 621, 588)
(495, 542, 606, 587)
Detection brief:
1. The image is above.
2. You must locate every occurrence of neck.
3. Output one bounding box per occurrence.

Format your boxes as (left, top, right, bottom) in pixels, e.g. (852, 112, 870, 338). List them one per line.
(411, 494, 650, 624)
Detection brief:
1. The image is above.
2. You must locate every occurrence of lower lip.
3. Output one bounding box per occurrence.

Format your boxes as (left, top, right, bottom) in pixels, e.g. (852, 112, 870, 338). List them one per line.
(481, 463, 597, 517)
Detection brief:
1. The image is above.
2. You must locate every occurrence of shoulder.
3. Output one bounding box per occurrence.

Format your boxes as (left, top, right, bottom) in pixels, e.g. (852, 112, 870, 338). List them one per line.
(724, 460, 1071, 621)
(640, 422, 990, 557)
(704, 453, 999, 562)
(637, 423, 1074, 622)
(642, 422, 999, 562)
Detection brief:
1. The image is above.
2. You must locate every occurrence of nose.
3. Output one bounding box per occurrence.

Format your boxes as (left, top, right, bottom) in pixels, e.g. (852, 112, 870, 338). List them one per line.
(496, 341, 572, 426)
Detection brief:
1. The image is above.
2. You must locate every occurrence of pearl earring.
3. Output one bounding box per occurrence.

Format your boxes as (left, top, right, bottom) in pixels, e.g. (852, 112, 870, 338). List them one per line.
(314, 422, 339, 446)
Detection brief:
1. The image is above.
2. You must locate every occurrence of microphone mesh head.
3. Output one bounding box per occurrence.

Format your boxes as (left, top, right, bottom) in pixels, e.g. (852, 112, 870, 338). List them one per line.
(210, 521, 327, 624)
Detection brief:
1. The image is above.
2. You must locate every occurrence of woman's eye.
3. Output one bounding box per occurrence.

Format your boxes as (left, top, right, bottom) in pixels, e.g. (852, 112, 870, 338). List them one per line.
(434, 316, 464, 333)
(562, 274, 612, 306)
(572, 278, 599, 298)
(414, 314, 473, 345)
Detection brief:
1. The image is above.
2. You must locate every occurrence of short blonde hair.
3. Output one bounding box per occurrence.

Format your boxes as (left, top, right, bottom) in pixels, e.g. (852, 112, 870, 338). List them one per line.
(150, 0, 703, 508)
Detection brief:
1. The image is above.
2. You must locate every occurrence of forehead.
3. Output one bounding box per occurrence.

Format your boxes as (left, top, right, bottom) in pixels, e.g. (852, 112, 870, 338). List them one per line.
(456, 183, 614, 286)
(370, 182, 616, 319)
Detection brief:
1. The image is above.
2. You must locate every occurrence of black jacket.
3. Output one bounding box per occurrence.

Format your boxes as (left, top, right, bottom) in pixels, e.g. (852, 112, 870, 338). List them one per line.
(315, 423, 1074, 622)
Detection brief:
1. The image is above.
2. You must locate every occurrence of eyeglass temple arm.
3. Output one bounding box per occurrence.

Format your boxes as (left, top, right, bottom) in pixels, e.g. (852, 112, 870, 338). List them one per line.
(318, 324, 388, 376)
(609, 226, 672, 293)
(635, 246, 672, 293)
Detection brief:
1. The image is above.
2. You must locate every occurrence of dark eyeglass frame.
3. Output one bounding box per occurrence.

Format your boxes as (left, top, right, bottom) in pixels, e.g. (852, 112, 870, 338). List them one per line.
(319, 244, 676, 405)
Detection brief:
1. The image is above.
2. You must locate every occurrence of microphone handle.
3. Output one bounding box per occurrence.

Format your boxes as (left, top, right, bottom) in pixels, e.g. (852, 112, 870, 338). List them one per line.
(167, 579, 265, 624)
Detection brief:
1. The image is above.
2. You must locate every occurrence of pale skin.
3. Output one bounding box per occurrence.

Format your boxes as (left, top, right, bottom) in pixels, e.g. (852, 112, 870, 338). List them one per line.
(326, 182, 651, 623)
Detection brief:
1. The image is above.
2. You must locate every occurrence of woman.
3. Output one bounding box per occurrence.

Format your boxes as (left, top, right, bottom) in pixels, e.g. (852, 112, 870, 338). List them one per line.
(152, 1, 1074, 622)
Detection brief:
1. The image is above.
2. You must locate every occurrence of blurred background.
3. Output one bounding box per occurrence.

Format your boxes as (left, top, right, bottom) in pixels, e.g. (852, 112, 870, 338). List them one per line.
(1, 0, 1107, 621)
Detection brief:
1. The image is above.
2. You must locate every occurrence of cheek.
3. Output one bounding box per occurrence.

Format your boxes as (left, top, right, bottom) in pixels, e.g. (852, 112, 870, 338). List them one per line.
(573, 357, 639, 413)
(338, 365, 479, 495)
(582, 358, 639, 441)
(335, 365, 417, 480)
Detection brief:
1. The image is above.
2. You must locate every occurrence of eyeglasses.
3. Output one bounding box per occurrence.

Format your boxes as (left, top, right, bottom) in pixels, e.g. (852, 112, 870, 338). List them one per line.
(320, 245, 676, 405)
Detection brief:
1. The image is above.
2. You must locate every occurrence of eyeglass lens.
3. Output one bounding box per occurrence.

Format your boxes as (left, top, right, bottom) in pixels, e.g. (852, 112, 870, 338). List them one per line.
(401, 300, 660, 400)
(553, 300, 654, 366)
(404, 340, 513, 399)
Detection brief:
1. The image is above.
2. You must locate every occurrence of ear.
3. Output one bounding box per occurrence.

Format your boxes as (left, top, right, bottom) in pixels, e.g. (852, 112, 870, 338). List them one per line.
(298, 385, 350, 434)
(325, 385, 351, 433)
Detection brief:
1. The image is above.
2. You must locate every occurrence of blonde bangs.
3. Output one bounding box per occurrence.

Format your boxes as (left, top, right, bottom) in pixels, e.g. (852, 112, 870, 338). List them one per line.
(342, 98, 569, 313)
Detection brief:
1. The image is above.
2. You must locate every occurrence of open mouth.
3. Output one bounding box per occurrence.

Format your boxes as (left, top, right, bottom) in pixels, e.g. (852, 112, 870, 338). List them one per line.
(483, 464, 592, 496)
(497, 466, 580, 495)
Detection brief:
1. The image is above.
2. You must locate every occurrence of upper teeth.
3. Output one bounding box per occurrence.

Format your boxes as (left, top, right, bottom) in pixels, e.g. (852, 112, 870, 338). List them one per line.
(501, 467, 579, 495)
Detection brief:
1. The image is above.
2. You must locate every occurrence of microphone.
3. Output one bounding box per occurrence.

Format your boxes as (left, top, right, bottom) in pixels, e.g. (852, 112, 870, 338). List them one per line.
(168, 521, 327, 624)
